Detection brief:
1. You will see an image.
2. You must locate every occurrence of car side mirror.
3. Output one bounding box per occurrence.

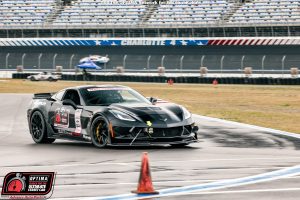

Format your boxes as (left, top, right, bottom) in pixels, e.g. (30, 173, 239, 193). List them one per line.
(46, 97, 56, 102)
(149, 97, 158, 104)
(77, 105, 83, 109)
(62, 99, 77, 109)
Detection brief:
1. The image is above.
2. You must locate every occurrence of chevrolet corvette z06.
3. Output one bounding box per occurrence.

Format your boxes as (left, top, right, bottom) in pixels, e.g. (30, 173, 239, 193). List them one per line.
(27, 85, 198, 148)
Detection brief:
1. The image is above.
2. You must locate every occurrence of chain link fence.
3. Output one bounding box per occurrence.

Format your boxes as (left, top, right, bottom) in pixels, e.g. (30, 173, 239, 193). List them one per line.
(0, 53, 299, 76)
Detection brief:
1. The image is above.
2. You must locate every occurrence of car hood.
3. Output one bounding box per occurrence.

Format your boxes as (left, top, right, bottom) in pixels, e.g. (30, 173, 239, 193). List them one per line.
(109, 103, 184, 123)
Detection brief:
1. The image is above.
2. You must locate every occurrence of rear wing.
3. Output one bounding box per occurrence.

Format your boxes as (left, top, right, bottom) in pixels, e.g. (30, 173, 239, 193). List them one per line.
(33, 93, 54, 99)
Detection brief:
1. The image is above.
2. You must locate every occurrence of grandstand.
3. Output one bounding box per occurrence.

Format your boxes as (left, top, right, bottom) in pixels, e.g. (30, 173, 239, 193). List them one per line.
(52, 0, 147, 27)
(229, 0, 300, 24)
(0, 0, 299, 75)
(0, 0, 299, 37)
(0, 0, 56, 27)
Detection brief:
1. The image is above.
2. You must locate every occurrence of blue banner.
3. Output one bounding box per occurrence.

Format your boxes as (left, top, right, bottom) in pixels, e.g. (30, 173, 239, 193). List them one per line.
(0, 38, 299, 47)
(0, 39, 209, 47)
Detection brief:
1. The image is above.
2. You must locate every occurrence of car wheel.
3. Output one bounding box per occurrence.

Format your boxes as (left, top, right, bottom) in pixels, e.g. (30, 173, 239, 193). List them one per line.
(48, 77, 54, 82)
(30, 111, 55, 144)
(91, 116, 111, 148)
(170, 143, 189, 148)
(30, 77, 36, 81)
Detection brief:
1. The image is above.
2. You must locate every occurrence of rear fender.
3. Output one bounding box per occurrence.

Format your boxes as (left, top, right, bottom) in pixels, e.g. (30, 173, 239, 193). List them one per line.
(29, 108, 55, 138)
(28, 100, 55, 138)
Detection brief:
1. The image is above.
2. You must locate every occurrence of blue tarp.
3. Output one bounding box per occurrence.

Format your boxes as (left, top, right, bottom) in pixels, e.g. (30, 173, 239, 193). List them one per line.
(77, 60, 102, 70)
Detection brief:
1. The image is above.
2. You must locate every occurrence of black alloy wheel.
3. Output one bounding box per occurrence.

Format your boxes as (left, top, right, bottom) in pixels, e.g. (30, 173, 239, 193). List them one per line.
(91, 116, 111, 148)
(30, 111, 55, 144)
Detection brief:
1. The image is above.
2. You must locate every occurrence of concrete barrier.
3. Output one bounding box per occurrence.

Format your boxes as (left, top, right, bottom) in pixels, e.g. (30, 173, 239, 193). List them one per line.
(56, 66, 63, 73)
(291, 68, 299, 78)
(16, 65, 24, 72)
(244, 67, 252, 77)
(200, 67, 208, 77)
(116, 66, 125, 74)
(158, 67, 165, 76)
(11, 73, 300, 85)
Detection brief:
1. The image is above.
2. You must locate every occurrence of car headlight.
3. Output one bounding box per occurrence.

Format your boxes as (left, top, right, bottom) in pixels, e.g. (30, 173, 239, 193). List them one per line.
(181, 107, 191, 120)
(110, 110, 136, 121)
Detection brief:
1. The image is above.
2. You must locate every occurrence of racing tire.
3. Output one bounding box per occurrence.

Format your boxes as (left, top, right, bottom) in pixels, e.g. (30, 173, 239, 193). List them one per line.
(48, 77, 54, 82)
(91, 116, 111, 148)
(170, 143, 189, 148)
(30, 111, 55, 144)
(30, 77, 36, 81)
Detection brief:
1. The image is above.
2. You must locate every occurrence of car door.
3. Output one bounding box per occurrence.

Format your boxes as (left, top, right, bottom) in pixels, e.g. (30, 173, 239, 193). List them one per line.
(49, 89, 83, 137)
(40, 72, 47, 80)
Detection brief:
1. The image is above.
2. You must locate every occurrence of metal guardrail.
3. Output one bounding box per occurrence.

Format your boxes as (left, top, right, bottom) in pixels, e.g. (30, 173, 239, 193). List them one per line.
(8, 72, 300, 85)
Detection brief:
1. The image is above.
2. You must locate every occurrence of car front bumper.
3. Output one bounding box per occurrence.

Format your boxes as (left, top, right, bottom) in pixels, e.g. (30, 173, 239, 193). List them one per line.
(109, 125, 198, 146)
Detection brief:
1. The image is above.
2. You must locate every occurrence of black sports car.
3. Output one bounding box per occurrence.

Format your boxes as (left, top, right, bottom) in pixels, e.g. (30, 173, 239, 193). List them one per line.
(27, 85, 198, 148)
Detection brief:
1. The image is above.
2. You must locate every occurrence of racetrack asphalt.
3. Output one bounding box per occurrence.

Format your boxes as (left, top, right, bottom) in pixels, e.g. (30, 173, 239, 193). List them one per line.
(0, 93, 300, 200)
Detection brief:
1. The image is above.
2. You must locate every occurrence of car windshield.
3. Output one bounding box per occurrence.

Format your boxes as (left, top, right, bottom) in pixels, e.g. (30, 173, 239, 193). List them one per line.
(80, 87, 151, 106)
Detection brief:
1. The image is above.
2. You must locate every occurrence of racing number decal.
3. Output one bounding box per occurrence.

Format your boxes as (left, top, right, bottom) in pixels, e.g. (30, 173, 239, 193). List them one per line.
(54, 107, 70, 128)
(74, 109, 83, 134)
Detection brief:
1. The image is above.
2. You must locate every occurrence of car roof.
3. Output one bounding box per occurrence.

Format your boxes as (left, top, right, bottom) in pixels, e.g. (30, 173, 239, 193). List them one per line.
(65, 85, 130, 90)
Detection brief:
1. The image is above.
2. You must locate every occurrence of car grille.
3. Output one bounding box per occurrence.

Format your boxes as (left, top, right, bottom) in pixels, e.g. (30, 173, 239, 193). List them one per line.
(150, 127, 184, 137)
(112, 125, 192, 139)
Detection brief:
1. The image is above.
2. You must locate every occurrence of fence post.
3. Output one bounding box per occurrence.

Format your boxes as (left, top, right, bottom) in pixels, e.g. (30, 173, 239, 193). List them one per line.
(69, 54, 75, 69)
(21, 53, 26, 68)
(281, 55, 286, 77)
(262, 55, 266, 76)
(53, 54, 57, 70)
(241, 55, 245, 75)
(161, 55, 165, 67)
(241, 55, 245, 69)
(104, 54, 108, 70)
(38, 53, 43, 69)
(180, 55, 184, 72)
(147, 55, 151, 71)
(123, 54, 127, 69)
(5, 53, 10, 69)
(200, 55, 205, 67)
(220, 55, 225, 75)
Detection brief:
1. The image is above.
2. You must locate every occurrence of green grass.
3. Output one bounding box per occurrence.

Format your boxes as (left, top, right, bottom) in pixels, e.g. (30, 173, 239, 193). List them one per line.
(1, 79, 299, 133)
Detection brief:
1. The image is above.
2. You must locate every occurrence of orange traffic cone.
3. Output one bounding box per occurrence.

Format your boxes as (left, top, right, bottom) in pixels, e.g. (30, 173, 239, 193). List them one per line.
(167, 79, 174, 86)
(212, 79, 218, 86)
(132, 152, 159, 194)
